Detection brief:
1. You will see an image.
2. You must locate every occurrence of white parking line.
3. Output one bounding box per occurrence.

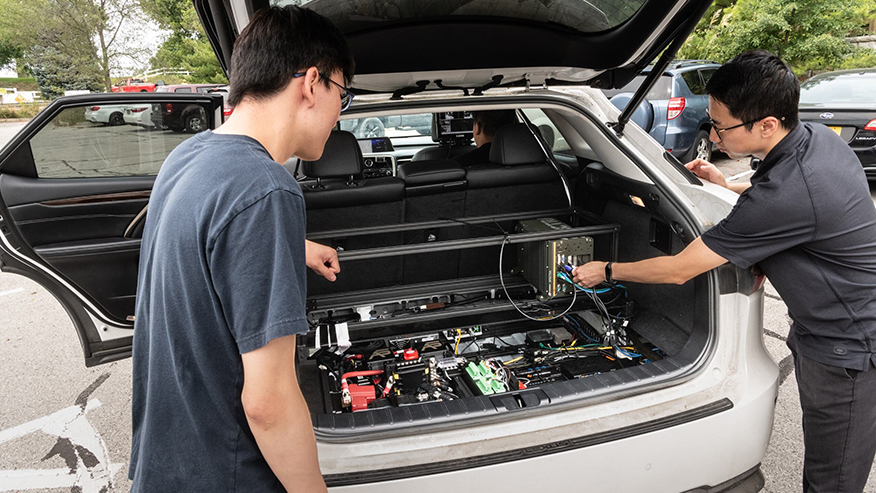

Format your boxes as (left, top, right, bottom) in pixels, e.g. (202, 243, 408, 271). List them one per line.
(0, 288, 24, 297)
(0, 399, 124, 492)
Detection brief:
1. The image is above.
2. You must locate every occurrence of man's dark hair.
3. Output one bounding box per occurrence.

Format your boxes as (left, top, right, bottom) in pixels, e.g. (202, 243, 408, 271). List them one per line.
(228, 6, 355, 107)
(705, 50, 798, 131)
(472, 110, 519, 137)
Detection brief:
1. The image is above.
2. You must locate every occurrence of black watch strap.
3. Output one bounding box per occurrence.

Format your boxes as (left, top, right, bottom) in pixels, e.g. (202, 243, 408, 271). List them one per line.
(605, 261, 617, 285)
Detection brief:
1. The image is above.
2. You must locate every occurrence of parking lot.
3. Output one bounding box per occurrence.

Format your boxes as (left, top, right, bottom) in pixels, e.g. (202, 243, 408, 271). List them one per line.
(1, 120, 875, 492)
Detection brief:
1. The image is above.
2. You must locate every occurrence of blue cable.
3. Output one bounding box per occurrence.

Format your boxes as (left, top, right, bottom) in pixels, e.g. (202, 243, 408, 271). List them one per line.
(556, 272, 612, 294)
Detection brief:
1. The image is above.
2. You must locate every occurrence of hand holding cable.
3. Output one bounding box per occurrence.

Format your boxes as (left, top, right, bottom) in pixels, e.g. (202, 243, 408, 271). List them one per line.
(571, 261, 608, 288)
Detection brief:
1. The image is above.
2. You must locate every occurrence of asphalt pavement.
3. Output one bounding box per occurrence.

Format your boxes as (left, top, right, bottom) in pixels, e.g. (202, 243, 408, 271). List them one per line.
(0, 121, 875, 492)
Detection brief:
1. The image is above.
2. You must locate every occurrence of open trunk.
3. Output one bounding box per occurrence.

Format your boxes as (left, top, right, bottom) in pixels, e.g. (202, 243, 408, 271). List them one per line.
(294, 122, 710, 434)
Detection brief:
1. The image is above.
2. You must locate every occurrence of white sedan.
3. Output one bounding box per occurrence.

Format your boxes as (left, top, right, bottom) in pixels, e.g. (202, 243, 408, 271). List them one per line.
(122, 104, 155, 128)
(83, 104, 127, 126)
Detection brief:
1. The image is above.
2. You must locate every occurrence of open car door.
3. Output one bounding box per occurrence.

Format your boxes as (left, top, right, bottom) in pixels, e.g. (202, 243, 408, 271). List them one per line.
(0, 92, 223, 366)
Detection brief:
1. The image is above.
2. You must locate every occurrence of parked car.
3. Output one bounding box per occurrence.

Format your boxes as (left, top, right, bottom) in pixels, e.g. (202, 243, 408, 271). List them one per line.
(111, 78, 163, 93)
(84, 104, 128, 126)
(603, 60, 720, 163)
(798, 68, 876, 179)
(151, 84, 222, 132)
(205, 85, 234, 119)
(0, 1, 775, 491)
(123, 104, 155, 128)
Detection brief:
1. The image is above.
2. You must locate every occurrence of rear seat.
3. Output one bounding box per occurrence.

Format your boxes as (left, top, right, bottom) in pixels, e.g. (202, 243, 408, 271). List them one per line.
(300, 130, 404, 231)
(300, 130, 405, 295)
(397, 159, 466, 283)
(463, 123, 568, 216)
(459, 123, 569, 277)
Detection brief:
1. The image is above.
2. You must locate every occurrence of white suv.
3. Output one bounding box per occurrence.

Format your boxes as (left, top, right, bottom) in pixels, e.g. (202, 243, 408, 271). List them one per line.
(0, 1, 776, 491)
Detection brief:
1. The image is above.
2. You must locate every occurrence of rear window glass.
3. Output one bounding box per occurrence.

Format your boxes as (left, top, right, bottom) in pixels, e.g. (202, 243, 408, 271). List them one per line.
(800, 76, 876, 105)
(602, 74, 673, 101)
(276, 0, 647, 33)
(340, 113, 433, 141)
(681, 71, 705, 95)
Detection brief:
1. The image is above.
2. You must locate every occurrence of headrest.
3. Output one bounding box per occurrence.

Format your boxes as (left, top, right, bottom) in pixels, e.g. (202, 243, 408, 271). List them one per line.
(489, 124, 547, 165)
(302, 131, 362, 178)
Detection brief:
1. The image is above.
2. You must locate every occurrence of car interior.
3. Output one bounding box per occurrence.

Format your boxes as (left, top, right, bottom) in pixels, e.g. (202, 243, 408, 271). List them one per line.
(282, 103, 711, 434)
(0, 99, 711, 432)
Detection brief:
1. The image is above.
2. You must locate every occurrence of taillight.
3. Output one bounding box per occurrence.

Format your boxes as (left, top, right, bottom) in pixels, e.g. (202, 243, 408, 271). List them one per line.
(165, 103, 173, 113)
(223, 106, 233, 117)
(89, 106, 100, 111)
(667, 97, 686, 120)
(865, 119, 876, 131)
(130, 107, 147, 113)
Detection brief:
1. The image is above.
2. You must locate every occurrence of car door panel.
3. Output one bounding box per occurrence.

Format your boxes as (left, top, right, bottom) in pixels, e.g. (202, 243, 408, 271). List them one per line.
(0, 93, 222, 366)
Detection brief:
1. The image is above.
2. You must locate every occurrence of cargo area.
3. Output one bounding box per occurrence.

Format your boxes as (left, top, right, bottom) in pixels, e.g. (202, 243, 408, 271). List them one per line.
(294, 110, 709, 434)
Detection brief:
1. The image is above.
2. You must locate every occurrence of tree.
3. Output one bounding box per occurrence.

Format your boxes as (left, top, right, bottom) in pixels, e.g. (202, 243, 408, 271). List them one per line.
(50, 0, 153, 90)
(141, 0, 227, 84)
(0, 0, 153, 94)
(679, 0, 876, 76)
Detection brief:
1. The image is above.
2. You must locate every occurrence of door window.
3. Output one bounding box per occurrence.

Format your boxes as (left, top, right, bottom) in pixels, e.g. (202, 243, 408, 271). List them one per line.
(681, 71, 706, 95)
(699, 68, 717, 87)
(29, 103, 213, 178)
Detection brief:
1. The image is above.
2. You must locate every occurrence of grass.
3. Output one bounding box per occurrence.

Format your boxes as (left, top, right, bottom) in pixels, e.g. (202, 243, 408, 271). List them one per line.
(0, 78, 39, 91)
(0, 103, 47, 120)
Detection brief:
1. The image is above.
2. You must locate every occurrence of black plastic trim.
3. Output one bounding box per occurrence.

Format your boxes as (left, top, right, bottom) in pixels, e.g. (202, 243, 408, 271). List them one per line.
(664, 151, 704, 186)
(323, 398, 734, 487)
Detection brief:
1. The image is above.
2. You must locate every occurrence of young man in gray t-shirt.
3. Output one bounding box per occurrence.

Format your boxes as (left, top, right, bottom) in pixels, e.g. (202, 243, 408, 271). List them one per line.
(130, 7, 354, 492)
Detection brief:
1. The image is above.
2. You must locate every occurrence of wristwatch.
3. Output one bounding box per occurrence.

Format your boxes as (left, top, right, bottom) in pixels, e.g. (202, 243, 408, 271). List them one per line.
(604, 261, 617, 285)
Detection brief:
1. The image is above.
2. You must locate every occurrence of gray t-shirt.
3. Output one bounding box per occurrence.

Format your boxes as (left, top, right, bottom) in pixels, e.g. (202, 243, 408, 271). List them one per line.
(129, 131, 308, 491)
(702, 122, 876, 371)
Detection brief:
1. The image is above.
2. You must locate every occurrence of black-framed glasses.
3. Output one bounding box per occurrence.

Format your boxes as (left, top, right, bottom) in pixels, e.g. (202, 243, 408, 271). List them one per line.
(292, 71, 355, 112)
(708, 113, 785, 140)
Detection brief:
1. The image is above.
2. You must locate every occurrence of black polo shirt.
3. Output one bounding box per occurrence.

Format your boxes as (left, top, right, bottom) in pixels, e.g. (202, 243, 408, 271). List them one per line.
(702, 122, 876, 371)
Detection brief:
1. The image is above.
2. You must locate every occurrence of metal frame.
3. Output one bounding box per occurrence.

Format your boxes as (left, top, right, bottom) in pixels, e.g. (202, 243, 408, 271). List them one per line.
(311, 208, 620, 262)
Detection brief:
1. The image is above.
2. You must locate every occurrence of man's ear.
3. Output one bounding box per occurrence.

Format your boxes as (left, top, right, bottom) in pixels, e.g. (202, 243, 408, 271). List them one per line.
(473, 121, 482, 136)
(760, 116, 781, 138)
(299, 66, 321, 108)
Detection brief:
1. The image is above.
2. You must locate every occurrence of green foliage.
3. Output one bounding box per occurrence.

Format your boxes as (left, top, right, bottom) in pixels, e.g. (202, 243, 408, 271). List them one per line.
(678, 0, 876, 75)
(24, 40, 103, 99)
(0, 78, 39, 91)
(142, 0, 227, 84)
(0, 103, 47, 119)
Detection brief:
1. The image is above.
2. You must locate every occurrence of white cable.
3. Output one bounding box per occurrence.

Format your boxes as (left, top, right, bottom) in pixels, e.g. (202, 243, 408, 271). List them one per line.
(499, 235, 576, 322)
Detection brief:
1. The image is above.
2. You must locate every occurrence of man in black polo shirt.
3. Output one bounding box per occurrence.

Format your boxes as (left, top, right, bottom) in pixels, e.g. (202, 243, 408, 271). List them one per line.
(573, 50, 876, 492)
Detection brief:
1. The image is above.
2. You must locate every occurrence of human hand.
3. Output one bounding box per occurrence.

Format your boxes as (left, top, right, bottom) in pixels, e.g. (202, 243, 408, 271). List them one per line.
(305, 240, 340, 282)
(685, 159, 728, 188)
(571, 261, 607, 289)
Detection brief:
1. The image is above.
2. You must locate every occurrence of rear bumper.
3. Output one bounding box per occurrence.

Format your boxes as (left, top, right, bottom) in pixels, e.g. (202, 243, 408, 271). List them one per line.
(326, 371, 777, 492)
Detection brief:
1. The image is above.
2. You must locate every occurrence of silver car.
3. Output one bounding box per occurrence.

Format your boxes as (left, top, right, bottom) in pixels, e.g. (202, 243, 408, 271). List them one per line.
(0, 1, 776, 491)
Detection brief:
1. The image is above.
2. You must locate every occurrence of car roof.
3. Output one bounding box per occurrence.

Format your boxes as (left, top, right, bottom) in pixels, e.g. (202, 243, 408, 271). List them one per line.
(641, 60, 721, 76)
(805, 68, 876, 81)
(197, 0, 712, 92)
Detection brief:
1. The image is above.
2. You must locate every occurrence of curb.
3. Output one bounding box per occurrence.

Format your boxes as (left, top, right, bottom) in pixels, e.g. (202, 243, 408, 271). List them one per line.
(0, 118, 33, 123)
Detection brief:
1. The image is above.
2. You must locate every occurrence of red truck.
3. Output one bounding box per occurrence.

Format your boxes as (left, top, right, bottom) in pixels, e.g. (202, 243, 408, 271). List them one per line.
(110, 78, 163, 93)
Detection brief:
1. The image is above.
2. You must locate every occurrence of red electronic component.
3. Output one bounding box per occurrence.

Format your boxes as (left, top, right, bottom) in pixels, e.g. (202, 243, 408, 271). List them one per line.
(403, 348, 419, 361)
(347, 383, 377, 411)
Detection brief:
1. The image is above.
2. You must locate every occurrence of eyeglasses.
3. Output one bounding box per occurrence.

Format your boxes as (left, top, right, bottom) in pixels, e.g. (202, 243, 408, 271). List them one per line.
(293, 71, 355, 112)
(708, 113, 785, 141)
